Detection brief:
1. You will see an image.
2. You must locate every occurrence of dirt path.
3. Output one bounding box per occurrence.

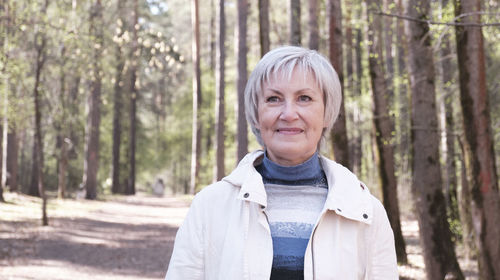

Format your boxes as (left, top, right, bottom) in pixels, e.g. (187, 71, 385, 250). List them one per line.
(1, 192, 190, 280)
(1, 192, 478, 279)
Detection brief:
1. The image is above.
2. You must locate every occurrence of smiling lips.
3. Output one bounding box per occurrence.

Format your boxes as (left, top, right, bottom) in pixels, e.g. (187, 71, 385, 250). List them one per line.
(276, 127, 304, 135)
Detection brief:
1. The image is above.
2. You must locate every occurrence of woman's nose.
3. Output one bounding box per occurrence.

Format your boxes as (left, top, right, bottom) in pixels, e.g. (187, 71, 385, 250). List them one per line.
(279, 102, 299, 121)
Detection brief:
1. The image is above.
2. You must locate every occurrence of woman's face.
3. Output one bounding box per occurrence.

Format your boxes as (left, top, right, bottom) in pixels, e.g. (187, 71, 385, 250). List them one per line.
(257, 68, 326, 166)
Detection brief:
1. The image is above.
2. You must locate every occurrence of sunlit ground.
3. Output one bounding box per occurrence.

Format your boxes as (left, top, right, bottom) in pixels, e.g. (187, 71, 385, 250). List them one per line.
(1, 191, 478, 279)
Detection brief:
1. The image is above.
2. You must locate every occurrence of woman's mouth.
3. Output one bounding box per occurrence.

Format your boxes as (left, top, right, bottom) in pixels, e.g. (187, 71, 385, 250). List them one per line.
(277, 128, 303, 134)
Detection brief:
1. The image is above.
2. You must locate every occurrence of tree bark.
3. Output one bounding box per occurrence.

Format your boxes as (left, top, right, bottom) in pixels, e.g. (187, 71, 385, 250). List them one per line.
(57, 138, 69, 199)
(455, 0, 500, 278)
(308, 0, 319, 50)
(328, 0, 350, 168)
(405, 0, 464, 278)
(33, 0, 49, 225)
(0, 124, 3, 202)
(258, 0, 270, 56)
(7, 130, 18, 192)
(127, 0, 139, 195)
(382, 0, 394, 79)
(56, 44, 69, 199)
(29, 137, 40, 196)
(352, 27, 363, 174)
(236, 0, 248, 163)
(439, 0, 459, 224)
(396, 0, 410, 187)
(457, 137, 476, 260)
(111, 0, 126, 195)
(83, 0, 103, 200)
(214, 0, 225, 182)
(209, 0, 216, 72)
(289, 0, 301, 45)
(366, 1, 407, 264)
(190, 0, 202, 194)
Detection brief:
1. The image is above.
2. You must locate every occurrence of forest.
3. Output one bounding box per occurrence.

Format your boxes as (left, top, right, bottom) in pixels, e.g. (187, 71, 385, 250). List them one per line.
(0, 0, 499, 279)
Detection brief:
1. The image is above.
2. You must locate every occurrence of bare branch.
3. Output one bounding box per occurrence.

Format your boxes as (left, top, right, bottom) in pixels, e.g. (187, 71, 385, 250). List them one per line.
(372, 10, 500, 27)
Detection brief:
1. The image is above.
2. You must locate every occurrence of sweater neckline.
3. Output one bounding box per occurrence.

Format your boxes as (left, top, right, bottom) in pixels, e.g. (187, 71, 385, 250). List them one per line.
(259, 151, 323, 182)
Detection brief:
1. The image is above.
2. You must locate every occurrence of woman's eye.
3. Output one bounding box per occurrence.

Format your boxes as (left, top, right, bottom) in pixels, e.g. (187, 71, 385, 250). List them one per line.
(298, 95, 312, 102)
(266, 96, 280, 103)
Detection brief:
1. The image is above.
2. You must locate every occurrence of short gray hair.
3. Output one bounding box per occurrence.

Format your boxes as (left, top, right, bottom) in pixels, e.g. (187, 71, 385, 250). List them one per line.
(244, 46, 342, 146)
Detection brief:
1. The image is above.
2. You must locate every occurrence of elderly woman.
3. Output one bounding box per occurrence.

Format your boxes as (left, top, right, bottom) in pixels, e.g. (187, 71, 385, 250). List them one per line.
(165, 46, 398, 279)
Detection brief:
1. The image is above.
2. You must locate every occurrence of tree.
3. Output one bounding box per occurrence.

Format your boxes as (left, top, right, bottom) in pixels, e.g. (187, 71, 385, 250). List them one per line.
(328, 0, 349, 168)
(7, 129, 18, 192)
(0, 0, 9, 202)
(214, 0, 225, 182)
(439, 0, 459, 226)
(258, 0, 270, 56)
(455, 0, 500, 277)
(307, 0, 319, 50)
(405, 0, 464, 278)
(236, 0, 248, 162)
(111, 0, 127, 194)
(82, 0, 103, 200)
(33, 0, 49, 225)
(289, 0, 301, 45)
(366, 2, 407, 264)
(190, 0, 202, 194)
(126, 0, 139, 195)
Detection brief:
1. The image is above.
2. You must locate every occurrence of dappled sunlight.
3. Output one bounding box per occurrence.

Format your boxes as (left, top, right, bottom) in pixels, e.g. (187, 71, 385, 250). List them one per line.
(1, 192, 188, 279)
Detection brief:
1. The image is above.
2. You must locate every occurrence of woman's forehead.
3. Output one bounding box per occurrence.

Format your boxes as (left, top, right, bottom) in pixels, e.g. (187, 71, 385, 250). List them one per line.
(264, 67, 319, 87)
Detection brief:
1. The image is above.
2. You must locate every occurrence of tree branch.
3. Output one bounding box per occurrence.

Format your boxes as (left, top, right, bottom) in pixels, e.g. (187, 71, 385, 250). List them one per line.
(372, 10, 500, 27)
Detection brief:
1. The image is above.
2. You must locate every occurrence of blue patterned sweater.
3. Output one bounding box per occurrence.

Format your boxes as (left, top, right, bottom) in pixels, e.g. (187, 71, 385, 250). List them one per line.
(255, 152, 328, 280)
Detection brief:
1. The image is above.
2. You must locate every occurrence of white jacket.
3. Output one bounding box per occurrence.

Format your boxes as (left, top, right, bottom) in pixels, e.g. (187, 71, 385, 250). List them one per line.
(165, 151, 398, 280)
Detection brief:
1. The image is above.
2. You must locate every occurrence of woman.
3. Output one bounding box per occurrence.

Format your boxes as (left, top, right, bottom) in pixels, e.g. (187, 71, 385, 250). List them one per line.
(165, 46, 398, 279)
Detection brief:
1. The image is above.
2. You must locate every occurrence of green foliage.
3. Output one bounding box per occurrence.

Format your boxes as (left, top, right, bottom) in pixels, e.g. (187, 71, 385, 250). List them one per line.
(2, 0, 499, 200)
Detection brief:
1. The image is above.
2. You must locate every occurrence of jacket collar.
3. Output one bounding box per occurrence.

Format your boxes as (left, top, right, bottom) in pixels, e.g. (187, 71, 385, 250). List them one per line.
(222, 150, 373, 224)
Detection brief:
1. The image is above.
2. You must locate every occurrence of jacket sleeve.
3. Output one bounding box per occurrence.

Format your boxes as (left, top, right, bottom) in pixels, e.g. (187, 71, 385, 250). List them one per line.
(165, 195, 205, 280)
(367, 198, 399, 280)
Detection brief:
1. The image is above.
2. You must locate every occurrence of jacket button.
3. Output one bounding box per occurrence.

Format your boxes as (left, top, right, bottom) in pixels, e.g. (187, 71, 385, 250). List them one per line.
(244, 193, 249, 198)
(363, 214, 368, 219)
(261, 205, 265, 209)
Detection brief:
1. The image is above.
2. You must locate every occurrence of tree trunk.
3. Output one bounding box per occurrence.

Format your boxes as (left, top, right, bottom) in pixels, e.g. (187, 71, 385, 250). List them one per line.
(190, 0, 202, 194)
(289, 0, 301, 45)
(111, 0, 126, 195)
(127, 0, 139, 195)
(236, 0, 248, 163)
(457, 137, 476, 261)
(0, 0, 9, 202)
(214, 0, 225, 182)
(29, 137, 40, 196)
(209, 0, 216, 72)
(439, 0, 459, 223)
(405, 0, 464, 278)
(366, 1, 407, 264)
(308, 0, 319, 50)
(352, 28, 363, 174)
(258, 0, 270, 56)
(328, 0, 350, 168)
(382, 0, 394, 79)
(83, 0, 103, 200)
(33, 0, 49, 226)
(0, 123, 3, 201)
(455, 0, 500, 278)
(57, 138, 68, 199)
(7, 130, 18, 192)
(396, 0, 410, 187)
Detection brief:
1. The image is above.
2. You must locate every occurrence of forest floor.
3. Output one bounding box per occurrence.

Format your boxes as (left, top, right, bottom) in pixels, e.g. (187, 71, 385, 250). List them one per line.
(0, 191, 478, 280)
